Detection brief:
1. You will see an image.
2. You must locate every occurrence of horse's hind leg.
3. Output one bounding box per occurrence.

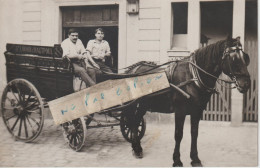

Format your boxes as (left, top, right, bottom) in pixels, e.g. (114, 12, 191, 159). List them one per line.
(132, 105, 147, 158)
(126, 104, 146, 158)
(190, 111, 203, 167)
(173, 108, 186, 167)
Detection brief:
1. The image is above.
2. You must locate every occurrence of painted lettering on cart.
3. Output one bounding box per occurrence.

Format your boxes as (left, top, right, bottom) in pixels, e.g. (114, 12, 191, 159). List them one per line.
(83, 74, 163, 107)
(61, 104, 76, 115)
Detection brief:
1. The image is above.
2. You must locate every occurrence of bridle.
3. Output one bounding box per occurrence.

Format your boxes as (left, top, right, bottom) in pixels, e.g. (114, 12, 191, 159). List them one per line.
(221, 44, 250, 89)
(189, 44, 249, 93)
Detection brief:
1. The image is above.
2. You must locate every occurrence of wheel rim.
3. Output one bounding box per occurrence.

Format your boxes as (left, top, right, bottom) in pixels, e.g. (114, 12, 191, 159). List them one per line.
(120, 112, 146, 143)
(1, 79, 44, 142)
(62, 117, 87, 152)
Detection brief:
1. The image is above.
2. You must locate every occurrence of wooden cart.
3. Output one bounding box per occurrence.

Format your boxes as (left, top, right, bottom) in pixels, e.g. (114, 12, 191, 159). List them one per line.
(1, 43, 146, 151)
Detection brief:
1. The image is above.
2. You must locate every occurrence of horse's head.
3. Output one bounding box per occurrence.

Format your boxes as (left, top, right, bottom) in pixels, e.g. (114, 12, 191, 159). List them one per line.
(222, 36, 251, 93)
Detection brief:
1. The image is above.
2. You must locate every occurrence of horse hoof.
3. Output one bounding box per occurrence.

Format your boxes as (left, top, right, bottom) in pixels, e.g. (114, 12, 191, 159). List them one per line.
(173, 161, 183, 167)
(191, 161, 203, 167)
(132, 150, 143, 159)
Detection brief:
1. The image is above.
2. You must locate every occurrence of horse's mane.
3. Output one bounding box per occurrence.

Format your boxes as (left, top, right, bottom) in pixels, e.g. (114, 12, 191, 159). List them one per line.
(125, 40, 227, 74)
(125, 61, 157, 73)
(193, 40, 226, 66)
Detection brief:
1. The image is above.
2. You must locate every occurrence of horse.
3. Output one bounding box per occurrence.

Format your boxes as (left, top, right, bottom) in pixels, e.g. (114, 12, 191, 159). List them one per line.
(123, 36, 251, 167)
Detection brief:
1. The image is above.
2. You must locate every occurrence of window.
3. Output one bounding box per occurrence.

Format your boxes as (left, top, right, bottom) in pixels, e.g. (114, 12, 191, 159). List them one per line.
(171, 2, 188, 50)
(172, 2, 188, 34)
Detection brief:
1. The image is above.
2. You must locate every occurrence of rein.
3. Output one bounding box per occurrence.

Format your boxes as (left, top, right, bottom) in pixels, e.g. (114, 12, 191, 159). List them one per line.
(95, 58, 236, 92)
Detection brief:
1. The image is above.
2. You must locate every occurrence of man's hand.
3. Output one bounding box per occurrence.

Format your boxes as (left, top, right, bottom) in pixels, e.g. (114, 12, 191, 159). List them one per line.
(99, 53, 106, 58)
(93, 62, 100, 69)
(63, 55, 71, 62)
(77, 54, 84, 60)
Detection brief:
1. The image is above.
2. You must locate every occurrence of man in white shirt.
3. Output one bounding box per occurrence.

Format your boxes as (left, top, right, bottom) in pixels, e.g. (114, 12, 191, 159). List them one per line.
(86, 28, 113, 79)
(61, 28, 98, 87)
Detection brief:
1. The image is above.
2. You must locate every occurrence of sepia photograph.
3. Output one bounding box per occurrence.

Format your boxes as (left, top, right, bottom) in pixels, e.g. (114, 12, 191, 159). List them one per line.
(0, 0, 258, 167)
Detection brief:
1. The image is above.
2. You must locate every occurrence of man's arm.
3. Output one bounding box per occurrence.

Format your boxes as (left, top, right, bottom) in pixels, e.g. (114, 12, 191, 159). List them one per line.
(66, 54, 82, 59)
(85, 52, 100, 69)
(104, 41, 111, 57)
(79, 39, 88, 58)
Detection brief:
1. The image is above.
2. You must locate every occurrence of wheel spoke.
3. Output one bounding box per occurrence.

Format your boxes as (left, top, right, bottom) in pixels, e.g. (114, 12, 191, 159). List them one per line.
(11, 116, 20, 131)
(70, 134, 74, 144)
(74, 135, 77, 146)
(18, 117, 23, 137)
(25, 101, 39, 110)
(22, 94, 25, 103)
(77, 132, 83, 139)
(5, 113, 17, 121)
(27, 109, 40, 114)
(126, 128, 130, 136)
(6, 97, 15, 105)
(9, 87, 19, 103)
(26, 115, 35, 133)
(14, 83, 23, 103)
(76, 130, 83, 134)
(24, 92, 33, 107)
(76, 134, 82, 143)
(75, 122, 80, 129)
(27, 115, 40, 129)
(3, 107, 15, 110)
(29, 105, 41, 111)
(24, 117, 29, 138)
(67, 134, 72, 141)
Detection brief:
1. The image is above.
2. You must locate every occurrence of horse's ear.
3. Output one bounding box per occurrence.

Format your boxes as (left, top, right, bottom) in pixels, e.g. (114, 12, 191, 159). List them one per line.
(236, 36, 241, 42)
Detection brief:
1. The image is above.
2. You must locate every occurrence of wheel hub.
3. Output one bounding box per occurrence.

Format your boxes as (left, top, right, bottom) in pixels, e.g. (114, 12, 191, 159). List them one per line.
(13, 106, 27, 116)
(67, 125, 76, 134)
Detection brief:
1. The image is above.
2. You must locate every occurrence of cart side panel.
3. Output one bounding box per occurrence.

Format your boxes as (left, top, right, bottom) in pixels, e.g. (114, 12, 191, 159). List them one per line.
(4, 44, 74, 100)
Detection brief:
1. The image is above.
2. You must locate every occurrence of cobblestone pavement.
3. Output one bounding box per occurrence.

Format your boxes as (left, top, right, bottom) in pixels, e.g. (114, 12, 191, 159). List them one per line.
(0, 114, 258, 167)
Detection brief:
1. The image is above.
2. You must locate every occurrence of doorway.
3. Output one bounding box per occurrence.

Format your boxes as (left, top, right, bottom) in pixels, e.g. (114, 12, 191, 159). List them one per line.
(200, 2, 233, 47)
(61, 5, 119, 71)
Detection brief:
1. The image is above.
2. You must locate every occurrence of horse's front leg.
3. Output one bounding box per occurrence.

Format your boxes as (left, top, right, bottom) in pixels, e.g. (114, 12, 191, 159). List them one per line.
(190, 112, 203, 167)
(173, 108, 186, 167)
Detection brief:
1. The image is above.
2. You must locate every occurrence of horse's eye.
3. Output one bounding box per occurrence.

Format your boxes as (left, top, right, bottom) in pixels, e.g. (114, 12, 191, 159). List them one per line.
(244, 53, 250, 66)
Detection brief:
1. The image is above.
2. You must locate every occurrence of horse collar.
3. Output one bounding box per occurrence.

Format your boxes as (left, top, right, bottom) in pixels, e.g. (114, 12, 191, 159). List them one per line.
(189, 56, 216, 93)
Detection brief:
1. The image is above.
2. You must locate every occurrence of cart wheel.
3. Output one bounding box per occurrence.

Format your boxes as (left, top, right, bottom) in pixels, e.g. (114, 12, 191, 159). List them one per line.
(61, 117, 87, 152)
(120, 112, 146, 143)
(1, 79, 44, 142)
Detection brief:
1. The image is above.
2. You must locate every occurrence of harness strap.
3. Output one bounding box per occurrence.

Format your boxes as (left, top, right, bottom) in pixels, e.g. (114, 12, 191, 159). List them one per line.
(165, 61, 178, 83)
(189, 56, 216, 93)
(177, 79, 198, 88)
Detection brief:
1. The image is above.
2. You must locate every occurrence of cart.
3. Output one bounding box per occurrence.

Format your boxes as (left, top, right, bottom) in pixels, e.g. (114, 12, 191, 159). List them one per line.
(1, 43, 146, 151)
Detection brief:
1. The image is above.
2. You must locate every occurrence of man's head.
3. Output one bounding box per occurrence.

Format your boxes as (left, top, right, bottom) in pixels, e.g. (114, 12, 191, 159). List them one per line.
(68, 28, 79, 43)
(95, 28, 104, 41)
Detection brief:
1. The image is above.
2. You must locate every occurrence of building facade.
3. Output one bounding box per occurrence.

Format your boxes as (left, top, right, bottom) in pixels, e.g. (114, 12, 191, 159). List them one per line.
(0, 0, 258, 123)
